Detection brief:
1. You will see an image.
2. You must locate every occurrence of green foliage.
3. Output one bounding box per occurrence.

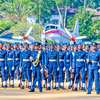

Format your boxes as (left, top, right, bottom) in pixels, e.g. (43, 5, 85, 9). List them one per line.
(0, 18, 16, 34)
(0, 0, 100, 41)
(67, 8, 100, 41)
(10, 18, 44, 41)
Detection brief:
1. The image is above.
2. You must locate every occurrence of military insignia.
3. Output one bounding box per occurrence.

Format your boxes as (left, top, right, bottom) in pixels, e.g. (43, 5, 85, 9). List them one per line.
(93, 43, 95, 46)
(36, 43, 38, 45)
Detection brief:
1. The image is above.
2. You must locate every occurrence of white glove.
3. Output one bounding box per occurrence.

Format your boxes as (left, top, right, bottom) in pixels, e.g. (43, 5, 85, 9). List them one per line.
(98, 69, 100, 73)
(30, 57, 33, 62)
(72, 69, 75, 73)
(63, 67, 66, 71)
(12, 66, 14, 71)
(85, 68, 87, 72)
(19, 67, 22, 72)
(5, 66, 7, 70)
(40, 68, 43, 73)
(69, 66, 72, 71)
(30, 66, 32, 70)
(57, 67, 59, 71)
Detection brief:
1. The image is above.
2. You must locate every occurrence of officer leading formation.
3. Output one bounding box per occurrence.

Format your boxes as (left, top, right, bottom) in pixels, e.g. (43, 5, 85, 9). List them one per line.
(0, 41, 100, 94)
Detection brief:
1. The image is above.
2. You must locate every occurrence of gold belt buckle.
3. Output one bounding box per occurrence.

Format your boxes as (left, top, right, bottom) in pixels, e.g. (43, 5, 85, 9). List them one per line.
(79, 59, 80, 62)
(0, 58, 1, 61)
(92, 61, 95, 63)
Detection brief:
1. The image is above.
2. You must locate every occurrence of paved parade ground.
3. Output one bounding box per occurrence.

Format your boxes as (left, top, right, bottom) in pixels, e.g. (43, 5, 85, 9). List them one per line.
(0, 81, 99, 100)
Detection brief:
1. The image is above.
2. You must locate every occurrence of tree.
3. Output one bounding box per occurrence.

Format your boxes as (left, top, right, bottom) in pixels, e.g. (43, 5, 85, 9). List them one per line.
(67, 8, 100, 41)
(0, 0, 36, 21)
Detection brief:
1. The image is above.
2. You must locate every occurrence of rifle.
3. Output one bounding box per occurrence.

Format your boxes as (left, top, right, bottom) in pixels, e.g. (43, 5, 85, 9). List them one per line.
(52, 72, 54, 89)
(79, 73, 81, 90)
(8, 72, 10, 87)
(45, 69, 48, 88)
(71, 72, 75, 91)
(26, 77, 28, 88)
(20, 71, 22, 88)
(85, 73, 88, 89)
(0, 71, 3, 87)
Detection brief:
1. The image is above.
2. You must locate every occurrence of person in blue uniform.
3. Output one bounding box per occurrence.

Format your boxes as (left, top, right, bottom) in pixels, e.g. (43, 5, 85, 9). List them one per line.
(30, 43, 35, 87)
(46, 44, 59, 90)
(71, 44, 78, 90)
(0, 42, 7, 88)
(63, 43, 72, 89)
(29, 42, 44, 92)
(87, 42, 100, 94)
(42, 44, 47, 88)
(85, 44, 90, 86)
(57, 43, 66, 89)
(70, 44, 74, 52)
(13, 43, 21, 87)
(74, 43, 86, 91)
(6, 43, 15, 88)
(20, 43, 32, 89)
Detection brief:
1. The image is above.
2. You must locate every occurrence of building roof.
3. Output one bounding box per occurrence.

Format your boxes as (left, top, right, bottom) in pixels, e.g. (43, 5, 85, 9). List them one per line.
(51, 8, 78, 15)
(95, 11, 100, 16)
(86, 8, 100, 16)
(97, 7, 100, 10)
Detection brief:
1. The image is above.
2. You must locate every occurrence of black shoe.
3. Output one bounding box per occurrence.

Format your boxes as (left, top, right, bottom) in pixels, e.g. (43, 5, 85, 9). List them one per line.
(21, 86, 24, 89)
(28, 86, 31, 89)
(43, 85, 45, 88)
(87, 91, 91, 94)
(83, 88, 86, 91)
(46, 87, 51, 90)
(74, 88, 78, 91)
(96, 91, 99, 94)
(29, 89, 34, 92)
(11, 85, 14, 88)
(80, 87, 83, 90)
(18, 84, 20, 88)
(56, 87, 59, 91)
(61, 86, 65, 90)
(68, 86, 71, 89)
(3, 85, 7, 88)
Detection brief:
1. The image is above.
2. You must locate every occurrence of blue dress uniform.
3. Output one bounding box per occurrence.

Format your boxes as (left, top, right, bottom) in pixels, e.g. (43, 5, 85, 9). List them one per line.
(74, 47, 86, 91)
(29, 42, 44, 92)
(0, 48, 7, 88)
(6, 48, 15, 88)
(85, 46, 90, 77)
(46, 45, 59, 90)
(65, 49, 72, 89)
(42, 46, 47, 88)
(87, 42, 100, 94)
(71, 45, 78, 90)
(57, 49, 66, 89)
(20, 45, 32, 89)
(14, 48, 21, 87)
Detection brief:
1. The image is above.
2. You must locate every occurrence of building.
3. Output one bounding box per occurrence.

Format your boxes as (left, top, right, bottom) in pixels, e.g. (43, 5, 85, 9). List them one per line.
(49, 8, 78, 25)
(86, 7, 100, 20)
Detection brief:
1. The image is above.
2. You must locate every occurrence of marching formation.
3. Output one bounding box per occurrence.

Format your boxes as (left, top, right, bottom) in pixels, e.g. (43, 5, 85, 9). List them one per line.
(0, 41, 100, 94)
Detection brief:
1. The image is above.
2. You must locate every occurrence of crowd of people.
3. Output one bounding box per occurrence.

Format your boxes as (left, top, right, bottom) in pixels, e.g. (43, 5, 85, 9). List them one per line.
(0, 41, 100, 94)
